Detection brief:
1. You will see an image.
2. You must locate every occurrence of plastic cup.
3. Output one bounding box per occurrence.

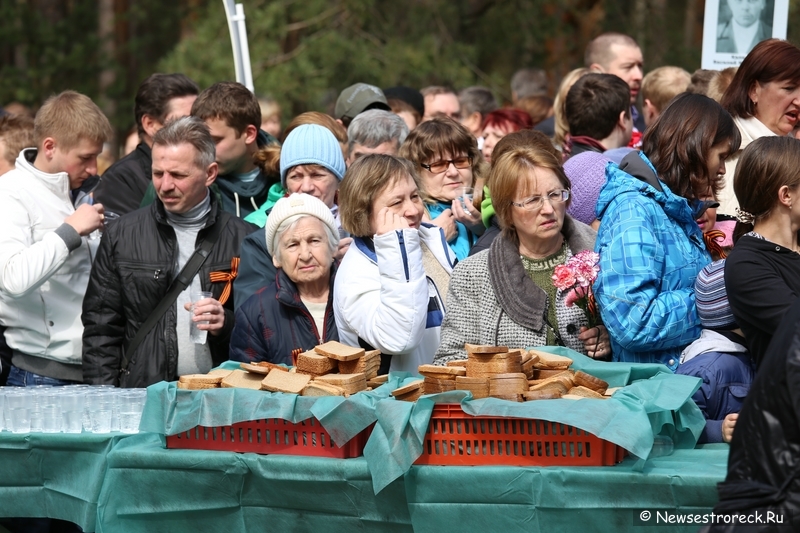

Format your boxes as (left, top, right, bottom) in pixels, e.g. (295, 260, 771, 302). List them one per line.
(459, 187, 474, 209)
(190, 290, 213, 344)
(9, 407, 31, 433)
(60, 391, 85, 434)
(42, 405, 62, 433)
(90, 409, 113, 433)
(118, 390, 146, 434)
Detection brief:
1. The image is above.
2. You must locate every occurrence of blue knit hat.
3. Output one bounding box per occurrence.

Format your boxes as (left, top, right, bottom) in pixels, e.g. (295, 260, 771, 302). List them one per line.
(280, 124, 346, 186)
(695, 259, 737, 330)
(564, 152, 610, 226)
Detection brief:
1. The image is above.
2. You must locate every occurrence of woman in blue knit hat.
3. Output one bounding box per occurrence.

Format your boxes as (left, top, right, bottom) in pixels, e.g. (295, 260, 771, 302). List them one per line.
(234, 123, 349, 309)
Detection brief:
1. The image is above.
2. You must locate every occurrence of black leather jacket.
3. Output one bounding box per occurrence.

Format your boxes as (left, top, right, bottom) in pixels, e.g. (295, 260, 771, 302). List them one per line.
(81, 195, 255, 387)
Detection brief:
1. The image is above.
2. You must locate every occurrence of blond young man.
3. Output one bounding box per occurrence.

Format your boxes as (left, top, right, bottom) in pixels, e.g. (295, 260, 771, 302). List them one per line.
(0, 91, 112, 386)
(641, 66, 692, 127)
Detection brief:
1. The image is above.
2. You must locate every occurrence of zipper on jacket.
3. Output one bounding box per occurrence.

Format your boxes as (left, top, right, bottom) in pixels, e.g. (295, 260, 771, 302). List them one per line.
(396, 230, 410, 282)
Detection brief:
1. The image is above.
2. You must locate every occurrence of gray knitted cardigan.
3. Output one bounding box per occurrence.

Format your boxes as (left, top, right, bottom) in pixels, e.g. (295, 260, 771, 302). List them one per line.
(433, 215, 597, 364)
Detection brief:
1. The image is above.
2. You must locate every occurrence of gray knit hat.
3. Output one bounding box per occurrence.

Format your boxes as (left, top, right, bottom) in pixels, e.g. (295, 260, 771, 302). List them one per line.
(279, 124, 346, 186)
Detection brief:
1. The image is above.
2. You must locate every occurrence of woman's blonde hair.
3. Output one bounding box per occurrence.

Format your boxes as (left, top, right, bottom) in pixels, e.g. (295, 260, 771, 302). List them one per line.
(553, 68, 590, 149)
(490, 145, 571, 245)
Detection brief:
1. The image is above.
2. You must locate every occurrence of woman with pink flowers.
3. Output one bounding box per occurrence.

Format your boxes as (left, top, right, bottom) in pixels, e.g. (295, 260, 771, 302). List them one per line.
(433, 144, 611, 364)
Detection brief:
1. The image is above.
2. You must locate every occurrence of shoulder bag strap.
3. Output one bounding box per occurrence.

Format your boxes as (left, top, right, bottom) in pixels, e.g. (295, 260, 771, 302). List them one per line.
(119, 212, 231, 375)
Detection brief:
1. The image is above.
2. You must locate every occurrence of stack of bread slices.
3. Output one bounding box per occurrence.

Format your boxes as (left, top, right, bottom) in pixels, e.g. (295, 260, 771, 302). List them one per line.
(391, 344, 614, 402)
(175, 341, 384, 397)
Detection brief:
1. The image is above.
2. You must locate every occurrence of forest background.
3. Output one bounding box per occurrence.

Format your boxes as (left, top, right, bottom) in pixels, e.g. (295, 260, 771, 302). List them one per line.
(2, 0, 799, 148)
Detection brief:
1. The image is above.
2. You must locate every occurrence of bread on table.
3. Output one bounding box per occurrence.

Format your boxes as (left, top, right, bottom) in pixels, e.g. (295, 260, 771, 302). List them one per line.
(260, 370, 312, 394)
(296, 350, 338, 376)
(314, 341, 365, 361)
(220, 369, 265, 390)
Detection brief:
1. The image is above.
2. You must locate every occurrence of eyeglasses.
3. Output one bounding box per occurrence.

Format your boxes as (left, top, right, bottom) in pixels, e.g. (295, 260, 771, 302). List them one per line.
(420, 156, 472, 174)
(511, 189, 571, 211)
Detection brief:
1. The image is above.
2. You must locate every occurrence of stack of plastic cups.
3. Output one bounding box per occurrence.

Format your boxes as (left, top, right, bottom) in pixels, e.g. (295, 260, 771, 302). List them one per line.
(6, 390, 31, 433)
(61, 390, 85, 434)
(86, 390, 113, 433)
(40, 389, 62, 433)
(0, 388, 6, 431)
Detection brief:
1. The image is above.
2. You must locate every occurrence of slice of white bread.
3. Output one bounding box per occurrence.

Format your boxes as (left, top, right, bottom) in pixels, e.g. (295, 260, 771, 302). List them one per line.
(314, 341, 365, 361)
(220, 369, 264, 390)
(177, 380, 219, 390)
(179, 373, 224, 385)
(302, 382, 346, 397)
(261, 371, 311, 394)
(568, 385, 607, 399)
(296, 350, 338, 375)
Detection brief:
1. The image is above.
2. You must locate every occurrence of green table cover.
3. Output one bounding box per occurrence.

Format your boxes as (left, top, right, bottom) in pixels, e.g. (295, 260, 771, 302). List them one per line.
(0, 432, 130, 531)
(140, 361, 394, 446)
(93, 433, 726, 533)
(96, 432, 412, 533)
(364, 348, 706, 493)
(404, 444, 729, 533)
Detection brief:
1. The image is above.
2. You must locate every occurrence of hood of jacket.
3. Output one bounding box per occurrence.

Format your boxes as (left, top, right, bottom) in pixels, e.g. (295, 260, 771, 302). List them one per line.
(596, 151, 705, 243)
(680, 329, 749, 364)
(215, 130, 279, 203)
(16, 148, 71, 200)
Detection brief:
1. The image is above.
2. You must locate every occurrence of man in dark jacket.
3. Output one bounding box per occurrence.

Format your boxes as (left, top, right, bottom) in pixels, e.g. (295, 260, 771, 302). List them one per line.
(82, 117, 255, 388)
(93, 73, 199, 215)
(707, 299, 800, 532)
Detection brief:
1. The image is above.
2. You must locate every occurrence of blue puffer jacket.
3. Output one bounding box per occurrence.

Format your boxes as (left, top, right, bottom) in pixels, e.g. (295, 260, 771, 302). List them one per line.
(593, 151, 711, 370)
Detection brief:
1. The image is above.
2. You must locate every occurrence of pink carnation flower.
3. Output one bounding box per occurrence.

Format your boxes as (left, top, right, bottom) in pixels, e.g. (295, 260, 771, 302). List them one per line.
(552, 265, 576, 290)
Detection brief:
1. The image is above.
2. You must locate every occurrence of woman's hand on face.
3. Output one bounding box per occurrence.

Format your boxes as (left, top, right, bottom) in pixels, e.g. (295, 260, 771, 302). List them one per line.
(432, 208, 458, 241)
(374, 207, 410, 235)
(579, 325, 612, 360)
(451, 198, 485, 236)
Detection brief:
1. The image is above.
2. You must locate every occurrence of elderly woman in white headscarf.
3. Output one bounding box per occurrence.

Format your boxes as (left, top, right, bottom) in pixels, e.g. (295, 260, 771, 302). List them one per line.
(230, 193, 340, 364)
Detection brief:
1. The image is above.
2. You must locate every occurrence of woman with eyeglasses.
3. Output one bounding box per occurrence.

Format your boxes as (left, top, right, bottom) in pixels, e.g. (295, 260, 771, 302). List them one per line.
(593, 93, 741, 371)
(400, 118, 488, 260)
(433, 144, 609, 364)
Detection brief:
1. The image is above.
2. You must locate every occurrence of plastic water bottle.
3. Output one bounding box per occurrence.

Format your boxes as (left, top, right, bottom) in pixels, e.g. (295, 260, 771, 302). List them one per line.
(649, 435, 674, 458)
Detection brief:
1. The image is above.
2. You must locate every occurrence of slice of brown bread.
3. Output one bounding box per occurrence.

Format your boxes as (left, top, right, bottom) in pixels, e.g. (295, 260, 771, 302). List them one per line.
(573, 371, 609, 394)
(338, 350, 381, 375)
(446, 359, 469, 367)
(315, 373, 368, 394)
(302, 382, 346, 397)
(314, 341, 365, 361)
(529, 350, 573, 369)
(465, 343, 509, 354)
(395, 388, 423, 402)
(239, 363, 271, 375)
(529, 380, 569, 395)
(523, 390, 563, 400)
(260, 371, 312, 394)
(392, 379, 423, 397)
(252, 361, 289, 372)
(220, 369, 265, 390)
(296, 350, 338, 375)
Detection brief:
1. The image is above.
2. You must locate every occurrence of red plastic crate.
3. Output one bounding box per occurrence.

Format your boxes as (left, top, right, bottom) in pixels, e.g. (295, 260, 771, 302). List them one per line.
(166, 418, 370, 459)
(415, 404, 627, 467)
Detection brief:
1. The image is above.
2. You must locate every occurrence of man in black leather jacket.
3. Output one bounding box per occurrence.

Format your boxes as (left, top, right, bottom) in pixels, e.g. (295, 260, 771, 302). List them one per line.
(82, 117, 254, 388)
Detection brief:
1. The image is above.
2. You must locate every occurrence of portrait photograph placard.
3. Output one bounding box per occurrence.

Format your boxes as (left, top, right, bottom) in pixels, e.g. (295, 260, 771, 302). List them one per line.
(701, 0, 788, 69)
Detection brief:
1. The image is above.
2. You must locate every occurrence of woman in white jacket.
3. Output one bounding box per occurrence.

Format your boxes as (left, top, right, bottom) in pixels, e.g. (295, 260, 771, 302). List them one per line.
(335, 154, 454, 374)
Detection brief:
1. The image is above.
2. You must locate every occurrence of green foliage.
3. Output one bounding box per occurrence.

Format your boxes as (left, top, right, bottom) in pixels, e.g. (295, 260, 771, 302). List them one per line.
(0, 1, 102, 106)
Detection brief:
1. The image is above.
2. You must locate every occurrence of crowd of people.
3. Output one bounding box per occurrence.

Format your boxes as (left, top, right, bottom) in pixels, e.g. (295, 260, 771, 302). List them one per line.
(2, 30, 800, 532)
